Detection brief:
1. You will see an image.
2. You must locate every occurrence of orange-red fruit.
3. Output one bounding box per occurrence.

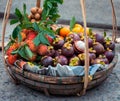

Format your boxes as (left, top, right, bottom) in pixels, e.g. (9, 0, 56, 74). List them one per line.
(59, 27, 70, 37)
(26, 40, 38, 52)
(6, 43, 19, 55)
(21, 32, 27, 41)
(27, 31, 37, 40)
(7, 55, 17, 65)
(6, 47, 14, 56)
(37, 44, 48, 56)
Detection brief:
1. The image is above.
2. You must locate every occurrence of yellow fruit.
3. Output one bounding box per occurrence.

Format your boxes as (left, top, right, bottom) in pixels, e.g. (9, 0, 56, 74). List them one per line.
(74, 24, 83, 28)
(72, 27, 84, 33)
(59, 27, 70, 37)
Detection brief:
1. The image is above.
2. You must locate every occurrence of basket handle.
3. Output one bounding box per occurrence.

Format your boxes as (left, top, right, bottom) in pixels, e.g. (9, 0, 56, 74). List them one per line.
(80, 0, 89, 95)
(1, 0, 18, 84)
(110, 0, 117, 42)
(79, 0, 117, 95)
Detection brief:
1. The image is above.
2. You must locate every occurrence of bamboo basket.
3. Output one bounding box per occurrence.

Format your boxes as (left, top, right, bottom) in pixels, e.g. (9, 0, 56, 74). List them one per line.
(1, 0, 118, 96)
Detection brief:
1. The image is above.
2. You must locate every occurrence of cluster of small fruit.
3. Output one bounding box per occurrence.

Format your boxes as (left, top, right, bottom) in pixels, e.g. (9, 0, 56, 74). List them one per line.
(28, 7, 42, 23)
(6, 24, 115, 68)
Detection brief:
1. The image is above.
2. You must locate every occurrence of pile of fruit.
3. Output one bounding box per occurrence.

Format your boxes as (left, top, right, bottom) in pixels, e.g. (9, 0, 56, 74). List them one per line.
(5, 0, 115, 70)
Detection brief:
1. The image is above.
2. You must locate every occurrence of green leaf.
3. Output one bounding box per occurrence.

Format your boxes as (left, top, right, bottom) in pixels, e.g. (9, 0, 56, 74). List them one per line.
(33, 34, 41, 46)
(10, 19, 19, 25)
(11, 49, 19, 55)
(25, 45, 33, 59)
(104, 31, 107, 37)
(15, 8, 22, 18)
(12, 25, 21, 39)
(70, 16, 76, 31)
(33, 22, 40, 32)
(18, 46, 28, 60)
(23, 4, 26, 14)
(51, 0, 63, 4)
(21, 23, 33, 29)
(47, 1, 52, 8)
(39, 33, 50, 45)
(17, 32, 22, 42)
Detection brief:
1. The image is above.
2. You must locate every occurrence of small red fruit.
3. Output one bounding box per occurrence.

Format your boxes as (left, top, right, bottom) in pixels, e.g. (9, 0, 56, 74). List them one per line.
(26, 40, 38, 52)
(27, 31, 37, 40)
(37, 44, 48, 56)
(7, 55, 17, 65)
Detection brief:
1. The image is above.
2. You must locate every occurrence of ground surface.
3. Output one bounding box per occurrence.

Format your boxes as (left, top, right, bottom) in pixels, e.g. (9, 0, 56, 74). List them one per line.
(0, 0, 120, 101)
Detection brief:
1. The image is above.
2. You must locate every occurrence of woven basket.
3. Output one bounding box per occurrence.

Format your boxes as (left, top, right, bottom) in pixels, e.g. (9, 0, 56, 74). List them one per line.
(1, 0, 118, 96)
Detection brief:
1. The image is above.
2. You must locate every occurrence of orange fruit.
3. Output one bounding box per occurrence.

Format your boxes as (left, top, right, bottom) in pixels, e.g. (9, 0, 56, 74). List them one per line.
(59, 27, 70, 37)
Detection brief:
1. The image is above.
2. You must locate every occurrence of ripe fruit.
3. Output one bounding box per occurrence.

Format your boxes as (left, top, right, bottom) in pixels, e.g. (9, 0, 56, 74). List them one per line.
(37, 44, 48, 56)
(21, 32, 27, 41)
(6, 43, 19, 56)
(104, 50, 114, 63)
(38, 8, 42, 14)
(93, 42, 105, 56)
(59, 27, 70, 37)
(31, 7, 38, 14)
(54, 49, 62, 57)
(27, 31, 37, 40)
(41, 56, 53, 67)
(88, 38, 93, 48)
(26, 40, 38, 52)
(74, 41, 85, 53)
(52, 36, 64, 50)
(98, 55, 109, 64)
(47, 46, 55, 57)
(94, 33, 105, 44)
(72, 26, 83, 33)
(74, 24, 83, 28)
(69, 56, 81, 66)
(104, 41, 115, 51)
(7, 55, 17, 65)
(35, 13, 41, 20)
(66, 33, 80, 43)
(54, 55, 68, 66)
(62, 42, 74, 57)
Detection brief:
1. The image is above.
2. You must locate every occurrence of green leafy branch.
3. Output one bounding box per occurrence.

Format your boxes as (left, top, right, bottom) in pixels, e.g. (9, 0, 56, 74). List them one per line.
(10, 4, 29, 25)
(41, 0, 63, 22)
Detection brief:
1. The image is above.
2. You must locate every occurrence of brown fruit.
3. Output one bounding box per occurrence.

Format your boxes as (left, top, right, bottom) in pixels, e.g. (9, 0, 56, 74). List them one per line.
(28, 15, 31, 20)
(30, 14, 35, 19)
(38, 8, 42, 14)
(31, 19, 36, 23)
(31, 7, 38, 14)
(35, 13, 41, 20)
